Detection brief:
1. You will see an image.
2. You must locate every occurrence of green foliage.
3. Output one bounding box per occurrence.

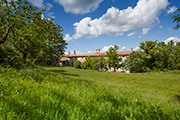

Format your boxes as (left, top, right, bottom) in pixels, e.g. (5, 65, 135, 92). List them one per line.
(81, 56, 95, 70)
(126, 40, 180, 73)
(0, 0, 67, 67)
(171, 6, 180, 30)
(81, 56, 107, 71)
(174, 42, 180, 69)
(94, 55, 107, 71)
(106, 45, 122, 72)
(125, 52, 146, 73)
(1, 67, 180, 119)
(73, 60, 81, 69)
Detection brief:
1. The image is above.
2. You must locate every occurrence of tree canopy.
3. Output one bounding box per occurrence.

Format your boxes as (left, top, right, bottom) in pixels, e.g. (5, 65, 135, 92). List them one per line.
(0, 0, 67, 67)
(106, 45, 122, 72)
(126, 40, 180, 73)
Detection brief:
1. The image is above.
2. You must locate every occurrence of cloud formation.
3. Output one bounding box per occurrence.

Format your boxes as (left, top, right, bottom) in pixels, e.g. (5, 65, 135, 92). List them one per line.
(142, 28, 150, 35)
(166, 6, 178, 15)
(127, 31, 139, 37)
(101, 45, 114, 52)
(120, 46, 126, 51)
(134, 46, 140, 51)
(28, 0, 43, 8)
(54, 0, 104, 14)
(164, 37, 180, 44)
(66, 0, 169, 41)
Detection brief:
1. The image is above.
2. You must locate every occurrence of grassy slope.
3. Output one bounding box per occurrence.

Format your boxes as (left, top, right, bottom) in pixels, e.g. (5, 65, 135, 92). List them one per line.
(1, 66, 180, 119)
(44, 67, 180, 106)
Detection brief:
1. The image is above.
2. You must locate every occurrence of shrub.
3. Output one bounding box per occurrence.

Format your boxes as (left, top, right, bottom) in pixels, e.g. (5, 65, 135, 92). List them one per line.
(73, 60, 81, 69)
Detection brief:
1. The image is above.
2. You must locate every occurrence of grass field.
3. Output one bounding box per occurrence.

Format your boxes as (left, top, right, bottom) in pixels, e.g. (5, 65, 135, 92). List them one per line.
(1, 66, 180, 119)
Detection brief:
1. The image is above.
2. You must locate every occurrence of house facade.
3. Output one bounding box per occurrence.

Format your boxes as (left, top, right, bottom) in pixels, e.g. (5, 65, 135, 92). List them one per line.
(59, 49, 133, 73)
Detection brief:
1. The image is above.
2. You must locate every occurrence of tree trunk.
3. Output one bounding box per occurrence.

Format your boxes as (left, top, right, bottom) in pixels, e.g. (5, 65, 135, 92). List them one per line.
(0, 36, 7, 44)
(114, 66, 116, 72)
(23, 45, 28, 60)
(0, 21, 20, 44)
(23, 51, 28, 60)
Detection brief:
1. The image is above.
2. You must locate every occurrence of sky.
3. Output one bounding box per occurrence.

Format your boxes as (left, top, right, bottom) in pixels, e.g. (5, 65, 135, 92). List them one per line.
(27, 0, 180, 54)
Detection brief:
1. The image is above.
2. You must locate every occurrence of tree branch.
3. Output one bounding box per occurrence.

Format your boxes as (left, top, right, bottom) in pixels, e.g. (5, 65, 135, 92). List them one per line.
(0, 20, 20, 44)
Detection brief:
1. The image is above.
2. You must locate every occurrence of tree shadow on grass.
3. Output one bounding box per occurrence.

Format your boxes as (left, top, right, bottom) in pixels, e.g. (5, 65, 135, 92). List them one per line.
(174, 95, 180, 103)
(48, 70, 79, 77)
(60, 78, 93, 84)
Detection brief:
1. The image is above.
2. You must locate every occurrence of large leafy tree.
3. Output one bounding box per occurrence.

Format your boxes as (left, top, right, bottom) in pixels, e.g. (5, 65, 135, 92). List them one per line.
(0, 0, 45, 44)
(106, 45, 122, 72)
(171, 7, 180, 30)
(0, 0, 67, 67)
(40, 19, 67, 65)
(125, 51, 146, 73)
(139, 40, 157, 70)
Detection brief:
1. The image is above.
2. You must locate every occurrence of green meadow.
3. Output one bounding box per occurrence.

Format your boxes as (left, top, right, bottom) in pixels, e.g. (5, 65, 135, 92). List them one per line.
(1, 66, 180, 119)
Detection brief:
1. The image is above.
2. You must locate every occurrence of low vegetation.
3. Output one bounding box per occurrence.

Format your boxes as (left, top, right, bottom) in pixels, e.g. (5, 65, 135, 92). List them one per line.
(1, 66, 180, 119)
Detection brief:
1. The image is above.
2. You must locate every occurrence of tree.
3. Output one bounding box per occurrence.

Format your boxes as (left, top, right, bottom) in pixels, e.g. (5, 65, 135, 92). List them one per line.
(171, 7, 180, 30)
(106, 45, 122, 72)
(125, 51, 146, 73)
(174, 42, 180, 69)
(94, 55, 107, 71)
(81, 56, 95, 69)
(139, 40, 157, 70)
(126, 40, 180, 73)
(40, 19, 67, 65)
(73, 60, 81, 69)
(0, 0, 67, 67)
(0, 0, 45, 44)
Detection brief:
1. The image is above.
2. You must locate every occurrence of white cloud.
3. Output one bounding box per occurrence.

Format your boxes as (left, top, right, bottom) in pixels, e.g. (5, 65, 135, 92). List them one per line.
(159, 26, 163, 28)
(47, 3, 53, 11)
(127, 31, 139, 37)
(28, 0, 43, 8)
(120, 46, 126, 51)
(166, 6, 178, 15)
(134, 46, 140, 51)
(64, 34, 72, 41)
(47, 12, 56, 19)
(67, 0, 169, 40)
(164, 37, 180, 44)
(101, 45, 114, 52)
(41, 14, 45, 19)
(28, 1, 55, 20)
(138, 36, 142, 38)
(142, 28, 150, 35)
(54, 0, 104, 14)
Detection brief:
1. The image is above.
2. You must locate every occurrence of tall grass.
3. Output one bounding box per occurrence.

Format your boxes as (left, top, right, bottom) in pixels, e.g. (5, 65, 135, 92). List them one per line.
(0, 67, 180, 119)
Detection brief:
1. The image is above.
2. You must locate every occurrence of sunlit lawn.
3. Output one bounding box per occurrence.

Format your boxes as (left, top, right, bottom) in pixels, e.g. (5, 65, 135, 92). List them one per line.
(1, 66, 180, 119)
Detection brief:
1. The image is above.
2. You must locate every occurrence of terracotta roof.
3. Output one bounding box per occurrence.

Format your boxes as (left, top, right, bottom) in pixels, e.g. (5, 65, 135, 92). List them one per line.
(117, 50, 134, 55)
(63, 50, 133, 58)
(60, 57, 68, 61)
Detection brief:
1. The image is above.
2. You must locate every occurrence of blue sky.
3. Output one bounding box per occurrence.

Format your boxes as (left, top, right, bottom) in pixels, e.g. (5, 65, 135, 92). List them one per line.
(28, 0, 180, 54)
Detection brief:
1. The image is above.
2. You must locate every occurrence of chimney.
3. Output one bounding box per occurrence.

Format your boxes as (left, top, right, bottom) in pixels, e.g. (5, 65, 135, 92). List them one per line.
(74, 51, 76, 55)
(98, 49, 100, 53)
(68, 51, 70, 55)
(131, 48, 133, 51)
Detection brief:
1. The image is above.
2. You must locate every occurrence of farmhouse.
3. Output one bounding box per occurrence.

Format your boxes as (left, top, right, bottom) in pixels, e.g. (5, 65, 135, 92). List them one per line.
(59, 48, 133, 72)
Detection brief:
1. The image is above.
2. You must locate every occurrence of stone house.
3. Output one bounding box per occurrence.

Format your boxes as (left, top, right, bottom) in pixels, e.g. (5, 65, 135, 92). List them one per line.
(59, 49, 134, 72)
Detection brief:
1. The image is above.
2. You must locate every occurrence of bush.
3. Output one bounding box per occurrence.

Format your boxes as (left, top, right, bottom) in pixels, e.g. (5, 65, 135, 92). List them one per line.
(73, 60, 81, 69)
